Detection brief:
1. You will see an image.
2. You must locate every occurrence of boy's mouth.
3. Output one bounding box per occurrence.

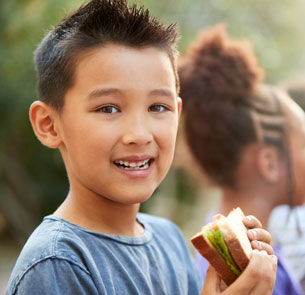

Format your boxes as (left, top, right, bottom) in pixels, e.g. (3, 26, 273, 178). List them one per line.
(114, 159, 153, 170)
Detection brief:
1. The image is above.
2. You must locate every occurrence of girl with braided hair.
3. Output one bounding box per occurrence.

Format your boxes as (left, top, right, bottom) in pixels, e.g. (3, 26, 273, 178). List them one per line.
(269, 78, 305, 291)
(179, 24, 304, 294)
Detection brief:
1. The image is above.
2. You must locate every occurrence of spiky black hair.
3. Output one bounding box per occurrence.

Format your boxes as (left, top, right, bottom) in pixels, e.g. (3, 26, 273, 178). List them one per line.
(34, 0, 178, 110)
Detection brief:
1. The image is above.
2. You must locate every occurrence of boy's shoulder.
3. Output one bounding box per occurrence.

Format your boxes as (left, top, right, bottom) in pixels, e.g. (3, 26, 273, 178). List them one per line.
(14, 215, 85, 261)
(6, 216, 90, 294)
(7, 214, 202, 295)
(12, 213, 181, 271)
(10, 214, 182, 274)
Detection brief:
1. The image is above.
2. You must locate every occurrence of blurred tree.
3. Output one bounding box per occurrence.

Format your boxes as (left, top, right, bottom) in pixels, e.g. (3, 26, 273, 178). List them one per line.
(136, 0, 305, 82)
(1, 0, 305, 244)
(0, 0, 83, 244)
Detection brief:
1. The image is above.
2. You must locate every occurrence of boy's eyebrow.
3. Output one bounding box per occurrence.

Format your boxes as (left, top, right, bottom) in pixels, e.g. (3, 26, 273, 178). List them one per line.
(88, 88, 176, 100)
(149, 89, 176, 100)
(88, 88, 121, 100)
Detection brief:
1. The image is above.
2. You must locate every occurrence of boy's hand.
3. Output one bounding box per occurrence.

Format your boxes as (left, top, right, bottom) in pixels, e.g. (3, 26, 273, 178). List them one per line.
(243, 215, 274, 255)
(201, 250, 277, 295)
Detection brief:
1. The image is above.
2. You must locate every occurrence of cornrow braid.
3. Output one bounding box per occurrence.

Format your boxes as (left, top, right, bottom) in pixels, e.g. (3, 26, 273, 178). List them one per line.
(245, 87, 296, 220)
(245, 87, 286, 152)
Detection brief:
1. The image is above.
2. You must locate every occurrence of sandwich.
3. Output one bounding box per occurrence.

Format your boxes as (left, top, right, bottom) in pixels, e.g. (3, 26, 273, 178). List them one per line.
(191, 207, 252, 286)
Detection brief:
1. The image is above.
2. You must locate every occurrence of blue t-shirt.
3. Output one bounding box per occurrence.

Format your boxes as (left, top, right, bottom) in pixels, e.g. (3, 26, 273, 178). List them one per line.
(6, 213, 202, 295)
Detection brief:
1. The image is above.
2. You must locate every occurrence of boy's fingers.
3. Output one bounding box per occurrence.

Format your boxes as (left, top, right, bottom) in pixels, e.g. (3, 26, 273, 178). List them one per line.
(247, 228, 272, 244)
(243, 215, 262, 229)
(251, 240, 274, 255)
(245, 251, 277, 294)
(247, 226, 273, 254)
(224, 250, 277, 295)
(201, 266, 221, 295)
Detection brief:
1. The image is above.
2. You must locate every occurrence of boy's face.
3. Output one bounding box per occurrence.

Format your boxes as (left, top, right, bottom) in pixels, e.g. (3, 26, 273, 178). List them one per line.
(55, 44, 181, 205)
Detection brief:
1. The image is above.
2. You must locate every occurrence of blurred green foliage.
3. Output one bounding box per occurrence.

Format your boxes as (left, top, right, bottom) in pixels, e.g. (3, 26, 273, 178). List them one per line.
(1, 0, 305, 244)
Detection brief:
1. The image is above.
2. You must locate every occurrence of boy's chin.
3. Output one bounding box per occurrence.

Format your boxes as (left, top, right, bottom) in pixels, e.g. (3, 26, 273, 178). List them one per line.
(120, 193, 153, 206)
(109, 190, 155, 206)
(107, 183, 159, 205)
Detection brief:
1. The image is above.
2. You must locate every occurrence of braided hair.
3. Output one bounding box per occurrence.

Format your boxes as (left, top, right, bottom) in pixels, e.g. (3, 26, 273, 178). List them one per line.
(179, 24, 288, 188)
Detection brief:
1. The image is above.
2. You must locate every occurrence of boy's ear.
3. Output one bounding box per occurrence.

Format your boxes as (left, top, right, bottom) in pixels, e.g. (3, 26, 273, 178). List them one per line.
(177, 96, 183, 120)
(29, 101, 62, 149)
(257, 146, 283, 183)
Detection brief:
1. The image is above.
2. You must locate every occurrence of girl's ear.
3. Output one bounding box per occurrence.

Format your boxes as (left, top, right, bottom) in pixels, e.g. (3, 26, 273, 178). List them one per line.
(177, 96, 183, 120)
(257, 146, 283, 183)
(29, 101, 62, 149)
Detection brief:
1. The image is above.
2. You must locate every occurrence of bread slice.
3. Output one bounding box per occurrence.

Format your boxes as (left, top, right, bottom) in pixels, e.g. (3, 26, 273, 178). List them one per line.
(191, 208, 252, 286)
(192, 231, 237, 285)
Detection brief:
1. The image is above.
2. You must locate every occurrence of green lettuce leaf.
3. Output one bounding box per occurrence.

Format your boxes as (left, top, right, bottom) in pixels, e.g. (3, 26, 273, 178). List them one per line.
(204, 227, 241, 276)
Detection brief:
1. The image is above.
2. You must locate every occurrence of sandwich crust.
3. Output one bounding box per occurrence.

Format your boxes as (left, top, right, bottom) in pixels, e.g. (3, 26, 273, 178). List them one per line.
(191, 232, 238, 286)
(220, 207, 252, 270)
(191, 208, 252, 286)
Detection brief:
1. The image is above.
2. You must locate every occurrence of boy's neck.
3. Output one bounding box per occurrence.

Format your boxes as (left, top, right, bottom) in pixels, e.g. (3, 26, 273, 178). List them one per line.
(54, 191, 145, 237)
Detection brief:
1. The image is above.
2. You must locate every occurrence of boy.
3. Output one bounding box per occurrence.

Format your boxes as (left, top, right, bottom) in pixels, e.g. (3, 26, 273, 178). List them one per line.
(6, 0, 277, 294)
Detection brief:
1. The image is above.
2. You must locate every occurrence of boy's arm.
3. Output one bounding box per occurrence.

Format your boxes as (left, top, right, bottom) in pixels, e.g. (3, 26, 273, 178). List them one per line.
(201, 250, 277, 295)
(6, 258, 99, 295)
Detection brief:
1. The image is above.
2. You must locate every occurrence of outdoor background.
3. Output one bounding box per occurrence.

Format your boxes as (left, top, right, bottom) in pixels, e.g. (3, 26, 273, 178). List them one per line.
(1, 0, 305, 292)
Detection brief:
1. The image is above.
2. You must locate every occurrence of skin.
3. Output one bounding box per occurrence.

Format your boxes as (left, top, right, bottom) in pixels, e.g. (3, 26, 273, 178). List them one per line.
(284, 94, 305, 207)
(202, 250, 277, 295)
(30, 43, 276, 293)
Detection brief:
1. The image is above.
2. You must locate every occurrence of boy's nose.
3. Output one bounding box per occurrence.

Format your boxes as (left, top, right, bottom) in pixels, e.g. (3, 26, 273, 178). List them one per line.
(121, 116, 153, 146)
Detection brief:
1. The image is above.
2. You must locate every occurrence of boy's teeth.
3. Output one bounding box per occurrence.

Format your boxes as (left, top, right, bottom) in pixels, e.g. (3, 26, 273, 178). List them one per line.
(116, 159, 150, 169)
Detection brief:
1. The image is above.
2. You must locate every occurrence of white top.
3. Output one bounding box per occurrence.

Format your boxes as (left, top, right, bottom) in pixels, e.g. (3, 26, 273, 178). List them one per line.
(268, 204, 305, 281)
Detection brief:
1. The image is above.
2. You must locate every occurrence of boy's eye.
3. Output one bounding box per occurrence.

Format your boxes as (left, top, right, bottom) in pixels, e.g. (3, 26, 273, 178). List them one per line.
(149, 104, 170, 113)
(97, 105, 119, 114)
